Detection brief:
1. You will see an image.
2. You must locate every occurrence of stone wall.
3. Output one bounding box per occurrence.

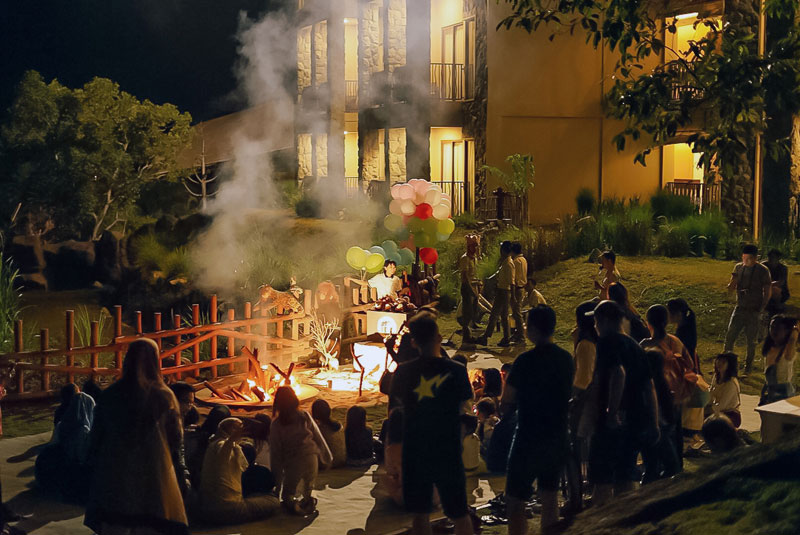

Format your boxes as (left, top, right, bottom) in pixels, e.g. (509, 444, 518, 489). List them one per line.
(314, 21, 328, 86)
(361, 1, 384, 74)
(297, 26, 312, 93)
(315, 133, 329, 177)
(297, 133, 312, 179)
(362, 129, 383, 181)
(388, 127, 407, 182)
(387, 0, 406, 72)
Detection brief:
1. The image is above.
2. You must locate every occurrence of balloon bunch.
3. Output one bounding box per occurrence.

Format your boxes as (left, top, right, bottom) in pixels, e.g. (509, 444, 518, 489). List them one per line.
(383, 179, 456, 265)
(345, 240, 415, 274)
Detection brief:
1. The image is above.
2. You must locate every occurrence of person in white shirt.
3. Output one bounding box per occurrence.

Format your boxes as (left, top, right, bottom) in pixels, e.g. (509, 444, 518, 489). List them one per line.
(710, 353, 741, 428)
(460, 415, 481, 472)
(368, 260, 402, 299)
(510, 242, 528, 344)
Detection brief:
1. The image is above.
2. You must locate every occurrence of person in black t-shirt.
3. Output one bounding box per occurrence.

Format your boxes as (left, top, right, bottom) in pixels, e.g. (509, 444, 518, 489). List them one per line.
(586, 300, 659, 506)
(389, 312, 474, 535)
(501, 305, 574, 535)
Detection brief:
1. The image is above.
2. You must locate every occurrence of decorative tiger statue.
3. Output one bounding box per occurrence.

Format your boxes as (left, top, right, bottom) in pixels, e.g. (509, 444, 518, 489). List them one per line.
(254, 284, 304, 315)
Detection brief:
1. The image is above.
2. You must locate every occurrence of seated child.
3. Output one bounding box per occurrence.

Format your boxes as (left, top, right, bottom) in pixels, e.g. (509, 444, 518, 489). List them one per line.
(524, 278, 547, 309)
(461, 414, 480, 472)
(311, 399, 346, 468)
(197, 418, 279, 524)
(710, 352, 741, 428)
(240, 443, 276, 497)
(345, 406, 375, 466)
(702, 414, 745, 454)
(476, 398, 500, 459)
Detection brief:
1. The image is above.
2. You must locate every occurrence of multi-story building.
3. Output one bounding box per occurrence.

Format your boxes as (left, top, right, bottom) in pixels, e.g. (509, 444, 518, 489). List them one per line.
(292, 0, 724, 223)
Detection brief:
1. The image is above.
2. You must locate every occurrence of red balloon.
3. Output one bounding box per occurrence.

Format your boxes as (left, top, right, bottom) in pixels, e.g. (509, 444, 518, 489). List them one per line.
(419, 247, 438, 265)
(414, 203, 433, 220)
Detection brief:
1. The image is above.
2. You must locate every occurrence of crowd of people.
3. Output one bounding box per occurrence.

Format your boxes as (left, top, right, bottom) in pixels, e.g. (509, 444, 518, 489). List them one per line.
(20, 243, 796, 535)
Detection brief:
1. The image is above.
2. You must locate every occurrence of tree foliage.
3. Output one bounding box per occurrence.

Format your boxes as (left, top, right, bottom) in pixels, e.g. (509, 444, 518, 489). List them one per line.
(1, 71, 193, 240)
(499, 0, 800, 229)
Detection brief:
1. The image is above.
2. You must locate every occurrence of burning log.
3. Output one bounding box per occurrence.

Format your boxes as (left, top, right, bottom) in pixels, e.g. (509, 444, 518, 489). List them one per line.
(204, 381, 233, 400)
(230, 388, 250, 402)
(252, 385, 267, 402)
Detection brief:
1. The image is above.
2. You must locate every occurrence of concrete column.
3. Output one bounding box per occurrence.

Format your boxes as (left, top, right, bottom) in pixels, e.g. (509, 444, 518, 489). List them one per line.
(405, 0, 431, 180)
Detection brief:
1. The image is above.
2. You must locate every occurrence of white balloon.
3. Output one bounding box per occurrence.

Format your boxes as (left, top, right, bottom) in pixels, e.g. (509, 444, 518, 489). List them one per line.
(400, 199, 417, 216)
(390, 185, 402, 200)
(441, 193, 451, 202)
(423, 188, 442, 206)
(432, 203, 450, 220)
(412, 180, 430, 195)
(389, 199, 403, 215)
(398, 184, 415, 200)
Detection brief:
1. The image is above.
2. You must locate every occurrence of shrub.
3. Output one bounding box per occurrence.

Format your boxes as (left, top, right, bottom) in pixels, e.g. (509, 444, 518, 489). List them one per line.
(132, 234, 166, 271)
(295, 194, 321, 218)
(75, 306, 112, 346)
(655, 223, 692, 257)
(678, 210, 730, 258)
(575, 188, 596, 215)
(650, 190, 696, 220)
(453, 212, 480, 229)
(0, 254, 21, 353)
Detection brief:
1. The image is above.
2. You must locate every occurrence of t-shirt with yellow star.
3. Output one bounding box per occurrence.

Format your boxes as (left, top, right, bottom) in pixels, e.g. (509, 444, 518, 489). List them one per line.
(390, 355, 473, 457)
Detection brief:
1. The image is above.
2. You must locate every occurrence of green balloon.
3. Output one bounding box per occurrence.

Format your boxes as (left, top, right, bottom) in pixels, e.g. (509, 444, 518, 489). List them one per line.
(346, 246, 368, 270)
(381, 240, 399, 254)
(407, 217, 424, 233)
(422, 218, 439, 236)
(387, 252, 402, 265)
(436, 232, 450, 242)
(384, 214, 403, 232)
(369, 245, 386, 257)
(437, 218, 455, 235)
(398, 248, 415, 265)
(365, 252, 385, 273)
(395, 227, 410, 240)
(415, 232, 434, 248)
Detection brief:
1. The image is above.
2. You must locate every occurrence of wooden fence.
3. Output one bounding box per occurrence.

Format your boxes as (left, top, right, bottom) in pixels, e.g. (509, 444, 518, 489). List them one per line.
(0, 277, 388, 402)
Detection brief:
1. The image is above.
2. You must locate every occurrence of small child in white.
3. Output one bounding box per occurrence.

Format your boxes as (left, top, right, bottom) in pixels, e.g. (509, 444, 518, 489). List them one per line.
(460, 414, 481, 472)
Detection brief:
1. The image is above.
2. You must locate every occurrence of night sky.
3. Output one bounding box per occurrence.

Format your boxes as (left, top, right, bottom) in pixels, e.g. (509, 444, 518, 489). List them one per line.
(1, 0, 283, 123)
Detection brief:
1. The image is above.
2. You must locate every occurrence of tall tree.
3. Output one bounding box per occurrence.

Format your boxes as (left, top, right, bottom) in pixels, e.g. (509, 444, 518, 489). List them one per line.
(1, 71, 193, 240)
(499, 0, 800, 233)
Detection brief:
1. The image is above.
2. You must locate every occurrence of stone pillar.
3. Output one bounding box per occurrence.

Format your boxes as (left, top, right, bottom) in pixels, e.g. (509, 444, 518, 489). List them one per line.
(328, 11, 346, 192)
(405, 0, 431, 180)
(463, 0, 488, 209)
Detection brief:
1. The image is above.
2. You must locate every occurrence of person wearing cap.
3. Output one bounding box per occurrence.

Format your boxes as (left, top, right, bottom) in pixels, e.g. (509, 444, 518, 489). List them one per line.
(724, 244, 773, 374)
(585, 301, 659, 506)
(763, 249, 789, 315)
(476, 241, 514, 347)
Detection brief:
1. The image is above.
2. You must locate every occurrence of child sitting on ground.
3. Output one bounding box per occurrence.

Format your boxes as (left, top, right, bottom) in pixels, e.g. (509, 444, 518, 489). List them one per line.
(711, 352, 741, 428)
(197, 418, 279, 524)
(461, 414, 481, 472)
(476, 398, 500, 459)
(345, 405, 375, 466)
(523, 278, 547, 309)
(312, 399, 346, 468)
(240, 443, 275, 497)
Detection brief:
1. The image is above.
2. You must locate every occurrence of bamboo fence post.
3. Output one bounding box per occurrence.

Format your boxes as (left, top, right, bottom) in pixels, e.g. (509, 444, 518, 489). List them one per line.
(227, 308, 236, 374)
(154, 313, 162, 350)
(114, 305, 123, 369)
(135, 311, 143, 335)
(260, 306, 268, 361)
(209, 295, 218, 378)
(173, 314, 182, 373)
(191, 304, 200, 377)
(40, 328, 49, 392)
(65, 310, 75, 384)
(244, 302, 252, 352)
(90, 321, 99, 373)
(14, 320, 23, 395)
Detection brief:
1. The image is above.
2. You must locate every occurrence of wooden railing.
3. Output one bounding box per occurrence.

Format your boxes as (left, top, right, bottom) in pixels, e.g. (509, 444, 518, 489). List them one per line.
(430, 63, 474, 101)
(664, 180, 721, 211)
(345, 176, 360, 198)
(477, 188, 526, 226)
(431, 180, 465, 216)
(0, 278, 389, 401)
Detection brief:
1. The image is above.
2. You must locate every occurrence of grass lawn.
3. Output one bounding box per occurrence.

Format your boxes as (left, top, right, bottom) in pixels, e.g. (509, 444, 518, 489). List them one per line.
(441, 256, 800, 397)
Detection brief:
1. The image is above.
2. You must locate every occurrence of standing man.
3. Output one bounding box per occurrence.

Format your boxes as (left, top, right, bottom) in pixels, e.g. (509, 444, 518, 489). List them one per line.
(587, 301, 659, 506)
(458, 234, 481, 341)
(724, 244, 773, 374)
(390, 312, 474, 535)
(763, 249, 790, 315)
(477, 241, 514, 347)
(501, 305, 574, 534)
(510, 242, 528, 344)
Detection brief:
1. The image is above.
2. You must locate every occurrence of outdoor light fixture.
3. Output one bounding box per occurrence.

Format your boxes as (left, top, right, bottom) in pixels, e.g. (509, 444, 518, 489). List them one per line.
(675, 12, 699, 20)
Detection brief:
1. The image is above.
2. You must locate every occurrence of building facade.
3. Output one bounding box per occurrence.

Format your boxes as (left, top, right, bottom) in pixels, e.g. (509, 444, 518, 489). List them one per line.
(294, 0, 724, 223)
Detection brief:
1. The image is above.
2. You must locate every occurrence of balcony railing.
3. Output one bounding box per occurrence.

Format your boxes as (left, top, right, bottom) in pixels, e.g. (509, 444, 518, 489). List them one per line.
(430, 63, 474, 101)
(345, 176, 360, 198)
(345, 80, 358, 111)
(665, 62, 704, 102)
(664, 180, 721, 211)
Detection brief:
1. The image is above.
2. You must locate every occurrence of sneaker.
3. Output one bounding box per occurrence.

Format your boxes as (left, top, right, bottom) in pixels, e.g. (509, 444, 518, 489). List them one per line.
(498, 338, 511, 347)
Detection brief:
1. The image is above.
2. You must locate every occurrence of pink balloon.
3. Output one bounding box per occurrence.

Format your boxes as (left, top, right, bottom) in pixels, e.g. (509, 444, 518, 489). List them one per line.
(398, 184, 415, 200)
(390, 184, 402, 200)
(400, 199, 417, 215)
(412, 180, 431, 195)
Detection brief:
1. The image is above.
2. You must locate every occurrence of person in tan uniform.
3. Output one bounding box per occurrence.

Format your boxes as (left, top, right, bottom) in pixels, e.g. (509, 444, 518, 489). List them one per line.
(510, 242, 528, 344)
(477, 241, 514, 347)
